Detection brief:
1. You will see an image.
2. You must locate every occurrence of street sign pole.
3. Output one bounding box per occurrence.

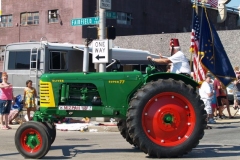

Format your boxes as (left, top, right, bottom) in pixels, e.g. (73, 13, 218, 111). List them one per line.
(98, 0, 106, 72)
(83, 41, 89, 73)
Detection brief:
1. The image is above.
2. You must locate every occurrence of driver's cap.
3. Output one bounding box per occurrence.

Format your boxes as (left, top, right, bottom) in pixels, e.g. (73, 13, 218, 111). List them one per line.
(170, 38, 180, 48)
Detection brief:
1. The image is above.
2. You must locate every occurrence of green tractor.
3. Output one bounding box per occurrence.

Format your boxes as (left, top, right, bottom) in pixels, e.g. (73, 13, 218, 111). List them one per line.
(14, 60, 206, 159)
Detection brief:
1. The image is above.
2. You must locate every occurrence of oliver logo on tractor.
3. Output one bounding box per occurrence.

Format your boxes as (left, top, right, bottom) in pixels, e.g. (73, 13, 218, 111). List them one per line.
(14, 60, 206, 159)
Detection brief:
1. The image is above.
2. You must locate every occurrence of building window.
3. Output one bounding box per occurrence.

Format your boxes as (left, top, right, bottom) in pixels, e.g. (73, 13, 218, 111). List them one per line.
(117, 12, 132, 25)
(0, 15, 13, 27)
(8, 50, 41, 70)
(21, 12, 39, 26)
(0, 46, 5, 61)
(48, 10, 59, 23)
(49, 51, 67, 70)
(1, 56, 4, 61)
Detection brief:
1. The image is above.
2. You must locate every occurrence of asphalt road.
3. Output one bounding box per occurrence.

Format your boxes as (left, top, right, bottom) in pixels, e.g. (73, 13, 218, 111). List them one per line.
(0, 120, 240, 160)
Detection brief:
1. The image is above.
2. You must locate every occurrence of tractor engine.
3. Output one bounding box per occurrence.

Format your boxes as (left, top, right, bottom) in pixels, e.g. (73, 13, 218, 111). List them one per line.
(59, 83, 102, 106)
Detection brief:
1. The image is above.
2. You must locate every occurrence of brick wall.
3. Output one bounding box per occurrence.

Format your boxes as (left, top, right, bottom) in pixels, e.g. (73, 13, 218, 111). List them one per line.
(0, 0, 84, 45)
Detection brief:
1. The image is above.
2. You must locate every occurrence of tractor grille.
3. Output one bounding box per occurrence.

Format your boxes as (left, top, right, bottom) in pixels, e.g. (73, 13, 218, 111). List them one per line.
(40, 81, 55, 107)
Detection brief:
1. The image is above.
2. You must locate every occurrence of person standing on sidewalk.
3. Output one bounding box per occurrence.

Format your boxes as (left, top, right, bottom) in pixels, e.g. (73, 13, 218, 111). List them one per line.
(210, 81, 218, 118)
(233, 75, 240, 109)
(213, 78, 233, 119)
(199, 74, 216, 124)
(23, 80, 37, 121)
(0, 72, 15, 130)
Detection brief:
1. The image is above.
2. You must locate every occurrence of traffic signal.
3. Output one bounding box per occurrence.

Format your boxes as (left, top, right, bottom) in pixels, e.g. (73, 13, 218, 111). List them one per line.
(106, 26, 116, 40)
(87, 27, 98, 39)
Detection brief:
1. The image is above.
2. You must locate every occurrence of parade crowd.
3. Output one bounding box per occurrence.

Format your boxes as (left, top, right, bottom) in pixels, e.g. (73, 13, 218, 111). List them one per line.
(0, 72, 37, 130)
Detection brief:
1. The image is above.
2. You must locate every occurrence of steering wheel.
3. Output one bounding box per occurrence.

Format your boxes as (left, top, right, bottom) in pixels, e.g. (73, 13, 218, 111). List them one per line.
(147, 58, 164, 72)
(148, 57, 156, 66)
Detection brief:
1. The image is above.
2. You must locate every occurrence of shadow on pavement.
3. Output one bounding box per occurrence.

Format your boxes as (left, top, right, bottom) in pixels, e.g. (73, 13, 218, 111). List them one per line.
(0, 152, 20, 157)
(185, 144, 240, 158)
(44, 145, 141, 159)
(213, 125, 240, 129)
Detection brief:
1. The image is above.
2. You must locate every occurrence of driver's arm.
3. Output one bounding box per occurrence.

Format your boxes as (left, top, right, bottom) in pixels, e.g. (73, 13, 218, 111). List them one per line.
(147, 56, 172, 64)
(153, 58, 171, 64)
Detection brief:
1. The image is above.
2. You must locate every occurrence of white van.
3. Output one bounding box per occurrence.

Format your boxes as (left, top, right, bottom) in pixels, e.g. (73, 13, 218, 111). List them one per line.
(3, 40, 161, 97)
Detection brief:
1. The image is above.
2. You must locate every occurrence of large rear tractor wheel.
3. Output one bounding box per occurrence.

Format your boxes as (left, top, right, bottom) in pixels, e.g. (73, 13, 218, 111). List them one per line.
(15, 121, 51, 159)
(127, 79, 207, 158)
(117, 119, 136, 147)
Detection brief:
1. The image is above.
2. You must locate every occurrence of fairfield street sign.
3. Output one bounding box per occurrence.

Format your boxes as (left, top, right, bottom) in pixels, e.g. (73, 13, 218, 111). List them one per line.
(71, 17, 99, 26)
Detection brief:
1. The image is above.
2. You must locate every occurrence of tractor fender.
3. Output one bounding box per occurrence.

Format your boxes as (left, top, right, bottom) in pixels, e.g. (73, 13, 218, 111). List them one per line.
(145, 72, 199, 89)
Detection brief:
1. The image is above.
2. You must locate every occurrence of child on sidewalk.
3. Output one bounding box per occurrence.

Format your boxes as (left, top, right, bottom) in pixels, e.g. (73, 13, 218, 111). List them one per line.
(23, 80, 37, 121)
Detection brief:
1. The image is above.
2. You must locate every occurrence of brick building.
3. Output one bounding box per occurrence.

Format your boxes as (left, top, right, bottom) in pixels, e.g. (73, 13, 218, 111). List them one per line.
(0, 0, 239, 71)
(0, 0, 239, 46)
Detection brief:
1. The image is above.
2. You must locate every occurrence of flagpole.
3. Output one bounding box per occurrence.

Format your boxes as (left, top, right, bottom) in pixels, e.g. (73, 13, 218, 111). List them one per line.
(195, 0, 198, 14)
(196, 0, 206, 82)
(194, 0, 199, 82)
(190, 2, 196, 79)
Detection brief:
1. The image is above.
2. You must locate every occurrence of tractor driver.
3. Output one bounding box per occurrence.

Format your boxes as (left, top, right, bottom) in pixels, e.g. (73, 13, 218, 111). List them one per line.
(147, 38, 191, 77)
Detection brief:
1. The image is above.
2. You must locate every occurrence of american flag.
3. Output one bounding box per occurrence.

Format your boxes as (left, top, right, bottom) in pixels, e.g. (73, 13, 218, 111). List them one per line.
(190, 8, 206, 82)
(208, 0, 218, 8)
(197, 0, 218, 8)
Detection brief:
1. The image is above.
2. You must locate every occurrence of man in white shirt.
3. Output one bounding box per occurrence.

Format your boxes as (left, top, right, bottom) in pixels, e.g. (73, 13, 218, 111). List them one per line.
(147, 38, 191, 76)
(199, 73, 216, 124)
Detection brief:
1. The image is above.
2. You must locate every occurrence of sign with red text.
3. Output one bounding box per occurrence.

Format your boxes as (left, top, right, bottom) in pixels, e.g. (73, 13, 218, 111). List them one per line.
(59, 106, 92, 111)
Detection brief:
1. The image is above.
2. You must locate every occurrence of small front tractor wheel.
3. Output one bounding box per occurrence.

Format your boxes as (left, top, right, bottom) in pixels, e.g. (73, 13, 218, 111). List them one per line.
(127, 79, 206, 158)
(15, 121, 51, 159)
(43, 122, 56, 144)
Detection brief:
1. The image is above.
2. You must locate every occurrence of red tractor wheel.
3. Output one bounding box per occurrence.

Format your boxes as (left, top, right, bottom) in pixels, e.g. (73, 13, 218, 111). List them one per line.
(127, 79, 206, 158)
(15, 121, 51, 159)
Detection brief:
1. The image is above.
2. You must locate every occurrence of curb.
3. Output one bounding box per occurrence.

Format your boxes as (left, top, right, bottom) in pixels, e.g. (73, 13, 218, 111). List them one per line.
(8, 123, 119, 132)
(88, 125, 119, 132)
(9, 119, 240, 132)
(10, 112, 240, 132)
(215, 118, 240, 124)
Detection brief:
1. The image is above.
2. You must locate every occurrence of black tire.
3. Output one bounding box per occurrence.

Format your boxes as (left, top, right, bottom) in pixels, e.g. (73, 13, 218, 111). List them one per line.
(117, 119, 135, 146)
(43, 122, 56, 144)
(15, 121, 51, 159)
(127, 79, 207, 158)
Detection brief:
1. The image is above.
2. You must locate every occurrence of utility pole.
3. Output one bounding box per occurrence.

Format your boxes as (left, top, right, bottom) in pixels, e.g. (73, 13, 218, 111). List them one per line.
(98, 0, 106, 72)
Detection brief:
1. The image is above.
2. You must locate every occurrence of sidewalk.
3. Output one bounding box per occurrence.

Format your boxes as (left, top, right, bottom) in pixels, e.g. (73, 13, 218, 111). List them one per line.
(9, 106, 240, 132)
(214, 106, 240, 124)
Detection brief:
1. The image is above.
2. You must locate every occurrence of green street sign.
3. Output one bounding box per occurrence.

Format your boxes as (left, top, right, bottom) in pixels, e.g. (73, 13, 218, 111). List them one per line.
(106, 11, 117, 19)
(71, 17, 99, 26)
